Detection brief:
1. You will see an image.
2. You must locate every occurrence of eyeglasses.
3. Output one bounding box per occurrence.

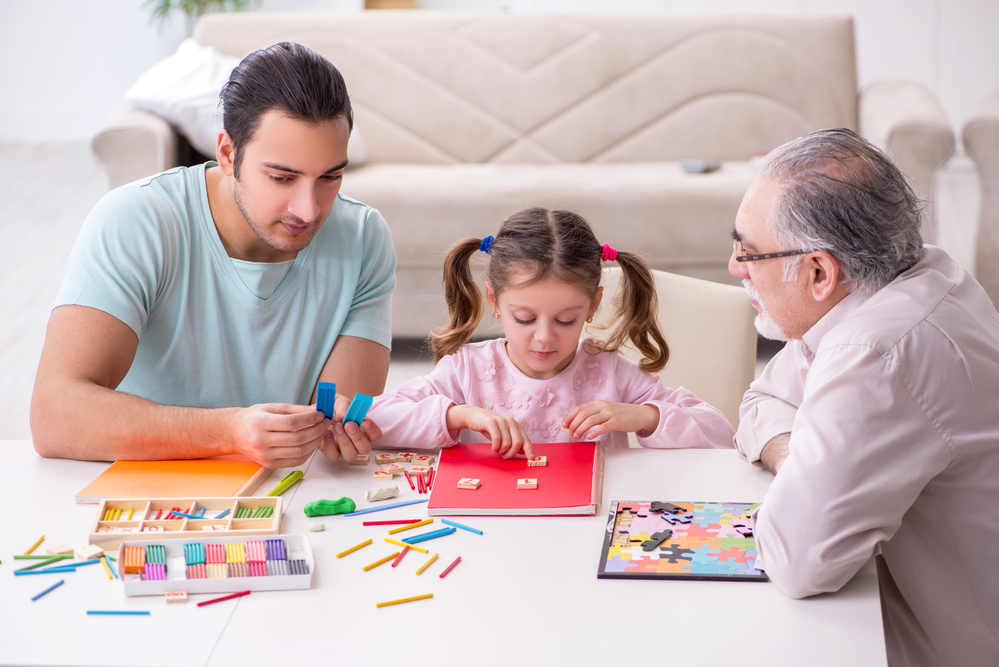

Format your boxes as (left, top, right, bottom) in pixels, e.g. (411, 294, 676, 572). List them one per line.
(732, 240, 813, 263)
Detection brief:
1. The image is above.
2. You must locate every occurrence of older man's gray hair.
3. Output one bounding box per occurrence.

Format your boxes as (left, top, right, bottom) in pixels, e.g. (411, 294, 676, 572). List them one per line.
(757, 128, 925, 295)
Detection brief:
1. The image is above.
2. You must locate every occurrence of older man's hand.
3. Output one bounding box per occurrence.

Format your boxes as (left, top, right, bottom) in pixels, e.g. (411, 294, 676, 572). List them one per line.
(760, 432, 791, 475)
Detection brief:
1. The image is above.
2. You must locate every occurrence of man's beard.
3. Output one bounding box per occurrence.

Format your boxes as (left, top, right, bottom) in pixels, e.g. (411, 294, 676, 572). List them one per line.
(743, 280, 791, 342)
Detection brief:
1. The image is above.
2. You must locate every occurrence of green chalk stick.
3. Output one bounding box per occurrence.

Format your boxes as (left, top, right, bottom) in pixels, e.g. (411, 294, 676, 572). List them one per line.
(303, 497, 356, 517)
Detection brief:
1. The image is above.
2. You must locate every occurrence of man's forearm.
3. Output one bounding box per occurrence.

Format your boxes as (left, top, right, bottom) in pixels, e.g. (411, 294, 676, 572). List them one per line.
(759, 432, 791, 475)
(31, 378, 240, 461)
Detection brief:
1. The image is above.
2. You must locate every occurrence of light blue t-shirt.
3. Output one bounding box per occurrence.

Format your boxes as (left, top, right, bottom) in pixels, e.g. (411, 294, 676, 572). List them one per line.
(55, 163, 396, 408)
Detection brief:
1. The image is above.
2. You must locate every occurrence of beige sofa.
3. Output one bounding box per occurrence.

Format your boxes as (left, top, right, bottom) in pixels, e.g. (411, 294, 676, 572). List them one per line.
(92, 11, 954, 339)
(963, 90, 999, 307)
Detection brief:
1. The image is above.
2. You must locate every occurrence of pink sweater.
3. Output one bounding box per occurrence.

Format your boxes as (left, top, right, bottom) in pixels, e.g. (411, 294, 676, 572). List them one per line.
(370, 339, 734, 450)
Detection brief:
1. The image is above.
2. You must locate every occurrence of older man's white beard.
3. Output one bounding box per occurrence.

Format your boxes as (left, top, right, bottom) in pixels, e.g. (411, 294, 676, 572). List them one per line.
(742, 280, 791, 342)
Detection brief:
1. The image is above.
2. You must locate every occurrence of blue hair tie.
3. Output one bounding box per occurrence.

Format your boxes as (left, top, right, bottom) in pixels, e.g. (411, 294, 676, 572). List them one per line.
(479, 236, 494, 254)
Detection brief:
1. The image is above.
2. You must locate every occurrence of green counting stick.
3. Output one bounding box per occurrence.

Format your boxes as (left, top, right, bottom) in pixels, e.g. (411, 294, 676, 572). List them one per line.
(317, 382, 336, 420)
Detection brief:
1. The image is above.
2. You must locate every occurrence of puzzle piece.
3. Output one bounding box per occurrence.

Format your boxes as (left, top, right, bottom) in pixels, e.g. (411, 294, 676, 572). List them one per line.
(650, 502, 686, 514)
(657, 543, 696, 564)
(640, 530, 673, 552)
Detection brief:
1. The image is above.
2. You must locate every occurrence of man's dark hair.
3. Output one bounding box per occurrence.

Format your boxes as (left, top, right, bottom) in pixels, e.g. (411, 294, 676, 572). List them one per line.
(220, 42, 353, 178)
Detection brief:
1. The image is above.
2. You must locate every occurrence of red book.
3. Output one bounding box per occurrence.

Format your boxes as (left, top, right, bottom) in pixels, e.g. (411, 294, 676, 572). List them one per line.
(427, 442, 602, 516)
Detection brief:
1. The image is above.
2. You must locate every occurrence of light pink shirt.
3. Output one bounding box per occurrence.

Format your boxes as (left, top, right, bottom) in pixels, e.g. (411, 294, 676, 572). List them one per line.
(737, 247, 999, 667)
(372, 338, 734, 450)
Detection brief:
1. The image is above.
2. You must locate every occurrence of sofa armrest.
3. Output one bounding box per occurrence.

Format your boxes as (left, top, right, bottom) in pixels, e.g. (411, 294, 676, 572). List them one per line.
(90, 102, 181, 190)
(962, 90, 999, 306)
(859, 81, 955, 243)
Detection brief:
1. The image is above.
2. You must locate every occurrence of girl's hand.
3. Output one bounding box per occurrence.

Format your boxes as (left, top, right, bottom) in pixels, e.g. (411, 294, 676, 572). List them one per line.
(446, 405, 536, 459)
(562, 401, 660, 440)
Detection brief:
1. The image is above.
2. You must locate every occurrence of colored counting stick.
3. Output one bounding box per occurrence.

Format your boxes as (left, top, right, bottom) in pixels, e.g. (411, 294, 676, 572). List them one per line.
(343, 393, 373, 424)
(317, 381, 336, 420)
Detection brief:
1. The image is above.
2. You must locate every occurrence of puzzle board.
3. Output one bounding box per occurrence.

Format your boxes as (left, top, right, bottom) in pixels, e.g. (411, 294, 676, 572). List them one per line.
(597, 500, 767, 582)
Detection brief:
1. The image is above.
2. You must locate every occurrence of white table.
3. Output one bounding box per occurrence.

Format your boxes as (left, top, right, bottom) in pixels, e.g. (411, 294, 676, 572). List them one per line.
(0, 441, 886, 666)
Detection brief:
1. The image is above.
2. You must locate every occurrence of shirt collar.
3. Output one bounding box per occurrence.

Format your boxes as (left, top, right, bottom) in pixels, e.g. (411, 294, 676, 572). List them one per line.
(799, 288, 871, 360)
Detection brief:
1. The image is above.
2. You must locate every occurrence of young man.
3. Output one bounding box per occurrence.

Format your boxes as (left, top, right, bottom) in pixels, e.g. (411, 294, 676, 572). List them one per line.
(31, 43, 396, 468)
(732, 128, 999, 666)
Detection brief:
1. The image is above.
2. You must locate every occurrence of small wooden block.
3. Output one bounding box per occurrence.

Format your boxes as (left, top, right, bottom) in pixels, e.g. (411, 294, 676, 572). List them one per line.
(408, 466, 431, 478)
(410, 455, 435, 466)
(46, 544, 74, 555)
(165, 591, 188, 603)
(457, 478, 481, 490)
(517, 478, 538, 490)
(396, 452, 417, 462)
(375, 454, 397, 465)
(349, 454, 370, 466)
(380, 463, 406, 475)
(76, 544, 105, 560)
(373, 471, 393, 480)
(527, 456, 548, 467)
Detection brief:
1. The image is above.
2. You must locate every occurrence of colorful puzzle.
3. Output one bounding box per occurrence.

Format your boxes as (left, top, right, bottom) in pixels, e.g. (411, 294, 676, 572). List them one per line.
(597, 501, 767, 582)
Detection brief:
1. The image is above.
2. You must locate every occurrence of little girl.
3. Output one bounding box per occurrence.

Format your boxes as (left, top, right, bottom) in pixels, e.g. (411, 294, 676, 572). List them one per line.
(369, 207, 734, 457)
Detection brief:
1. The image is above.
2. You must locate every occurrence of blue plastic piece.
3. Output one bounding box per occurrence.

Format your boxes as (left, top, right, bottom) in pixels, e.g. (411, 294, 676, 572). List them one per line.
(343, 392, 372, 425)
(317, 381, 336, 420)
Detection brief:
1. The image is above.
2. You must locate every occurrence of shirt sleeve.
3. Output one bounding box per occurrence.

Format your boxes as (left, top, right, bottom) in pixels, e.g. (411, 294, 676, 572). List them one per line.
(753, 342, 952, 598)
(338, 207, 397, 350)
(54, 184, 172, 338)
(735, 342, 806, 462)
(611, 355, 736, 449)
(369, 352, 470, 449)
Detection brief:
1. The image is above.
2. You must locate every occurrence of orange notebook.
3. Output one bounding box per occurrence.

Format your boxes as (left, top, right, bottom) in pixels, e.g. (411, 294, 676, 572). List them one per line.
(75, 457, 271, 504)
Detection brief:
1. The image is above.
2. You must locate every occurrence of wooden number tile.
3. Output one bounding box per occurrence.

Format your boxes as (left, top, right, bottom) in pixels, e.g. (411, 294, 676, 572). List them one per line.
(517, 478, 538, 490)
(457, 478, 481, 490)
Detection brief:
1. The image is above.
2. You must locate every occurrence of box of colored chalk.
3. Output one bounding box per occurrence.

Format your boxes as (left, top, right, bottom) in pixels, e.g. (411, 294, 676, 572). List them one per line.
(120, 534, 313, 597)
(89, 497, 282, 551)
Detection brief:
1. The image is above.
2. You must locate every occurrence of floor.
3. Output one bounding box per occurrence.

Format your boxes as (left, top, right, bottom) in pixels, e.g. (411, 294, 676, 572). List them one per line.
(0, 143, 982, 441)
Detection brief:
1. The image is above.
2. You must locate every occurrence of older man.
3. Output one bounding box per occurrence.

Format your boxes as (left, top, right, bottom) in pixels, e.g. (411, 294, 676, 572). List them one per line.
(732, 128, 999, 666)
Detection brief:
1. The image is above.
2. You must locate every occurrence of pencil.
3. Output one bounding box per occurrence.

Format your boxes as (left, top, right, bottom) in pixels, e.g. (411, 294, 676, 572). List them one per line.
(439, 556, 461, 578)
(387, 519, 432, 535)
(376, 593, 433, 607)
(342, 498, 428, 517)
(385, 538, 428, 553)
(197, 590, 251, 607)
(363, 552, 399, 571)
(24, 535, 45, 555)
(31, 579, 65, 601)
(415, 553, 438, 575)
(336, 539, 373, 558)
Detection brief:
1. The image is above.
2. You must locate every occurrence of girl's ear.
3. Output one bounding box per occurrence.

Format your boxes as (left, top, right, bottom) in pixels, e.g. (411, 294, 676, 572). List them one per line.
(587, 286, 604, 321)
(484, 282, 498, 314)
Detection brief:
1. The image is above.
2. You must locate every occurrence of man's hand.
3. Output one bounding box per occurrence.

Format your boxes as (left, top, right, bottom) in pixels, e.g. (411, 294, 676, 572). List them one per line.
(317, 393, 381, 463)
(562, 400, 660, 440)
(760, 432, 791, 475)
(229, 404, 328, 467)
(446, 405, 536, 459)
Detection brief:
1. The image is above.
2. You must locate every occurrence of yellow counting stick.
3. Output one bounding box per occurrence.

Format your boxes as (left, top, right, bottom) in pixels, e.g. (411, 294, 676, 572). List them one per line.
(385, 538, 428, 554)
(415, 553, 439, 575)
(100, 556, 114, 580)
(24, 535, 45, 555)
(376, 593, 433, 608)
(387, 519, 433, 535)
(363, 552, 400, 572)
(336, 539, 372, 559)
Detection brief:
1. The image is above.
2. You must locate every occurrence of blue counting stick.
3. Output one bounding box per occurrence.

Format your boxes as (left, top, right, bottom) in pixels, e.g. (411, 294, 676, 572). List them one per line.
(401, 527, 456, 544)
(343, 393, 372, 425)
(317, 381, 336, 420)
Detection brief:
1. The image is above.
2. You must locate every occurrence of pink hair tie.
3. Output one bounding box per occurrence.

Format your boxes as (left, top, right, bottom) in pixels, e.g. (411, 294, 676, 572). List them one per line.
(601, 243, 618, 262)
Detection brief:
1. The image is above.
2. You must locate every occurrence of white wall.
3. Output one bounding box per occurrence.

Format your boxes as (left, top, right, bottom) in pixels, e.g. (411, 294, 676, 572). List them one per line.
(1, 0, 997, 144)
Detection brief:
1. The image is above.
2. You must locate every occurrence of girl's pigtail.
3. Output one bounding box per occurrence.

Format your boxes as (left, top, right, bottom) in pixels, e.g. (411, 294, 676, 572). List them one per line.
(430, 238, 486, 364)
(603, 251, 670, 374)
